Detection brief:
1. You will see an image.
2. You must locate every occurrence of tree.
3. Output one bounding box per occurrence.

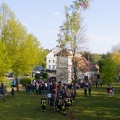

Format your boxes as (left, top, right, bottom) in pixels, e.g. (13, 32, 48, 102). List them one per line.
(0, 2, 15, 82)
(0, 3, 40, 91)
(38, 48, 48, 67)
(0, 2, 15, 34)
(0, 40, 10, 82)
(101, 58, 116, 85)
(111, 43, 120, 76)
(57, 0, 92, 96)
(112, 43, 120, 53)
(91, 54, 102, 64)
(1, 19, 40, 91)
(111, 52, 120, 76)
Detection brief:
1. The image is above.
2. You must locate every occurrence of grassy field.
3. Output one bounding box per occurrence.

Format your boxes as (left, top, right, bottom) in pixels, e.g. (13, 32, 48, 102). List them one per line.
(0, 83, 120, 120)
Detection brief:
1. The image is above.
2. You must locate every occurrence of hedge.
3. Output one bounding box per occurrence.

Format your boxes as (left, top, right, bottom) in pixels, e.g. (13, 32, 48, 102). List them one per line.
(20, 78, 33, 86)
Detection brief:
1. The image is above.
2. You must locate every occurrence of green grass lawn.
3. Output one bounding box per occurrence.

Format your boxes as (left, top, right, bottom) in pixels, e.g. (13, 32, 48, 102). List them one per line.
(0, 83, 120, 120)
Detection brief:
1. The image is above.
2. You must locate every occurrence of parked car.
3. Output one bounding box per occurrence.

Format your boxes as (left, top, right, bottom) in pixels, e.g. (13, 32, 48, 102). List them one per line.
(7, 73, 14, 77)
(11, 80, 16, 87)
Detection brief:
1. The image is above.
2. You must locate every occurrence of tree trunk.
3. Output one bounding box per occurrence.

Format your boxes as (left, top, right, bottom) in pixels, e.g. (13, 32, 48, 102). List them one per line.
(15, 72, 19, 92)
(73, 82, 76, 96)
(73, 62, 77, 96)
(72, 51, 77, 97)
(1, 83, 6, 102)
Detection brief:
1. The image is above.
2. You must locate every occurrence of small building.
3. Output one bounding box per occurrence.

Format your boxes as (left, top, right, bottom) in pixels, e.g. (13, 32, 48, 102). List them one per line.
(56, 49, 73, 84)
(76, 57, 100, 81)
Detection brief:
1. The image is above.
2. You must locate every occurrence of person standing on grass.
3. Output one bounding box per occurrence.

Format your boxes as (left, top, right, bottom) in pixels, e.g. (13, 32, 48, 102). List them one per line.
(47, 92, 51, 105)
(41, 96, 47, 112)
(95, 79, 98, 88)
(11, 88, 14, 97)
(84, 87, 87, 97)
(88, 87, 91, 97)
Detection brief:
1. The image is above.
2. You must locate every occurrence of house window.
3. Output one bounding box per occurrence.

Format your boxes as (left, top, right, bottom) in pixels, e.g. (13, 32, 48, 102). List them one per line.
(49, 60, 50, 63)
(52, 65, 55, 70)
(49, 65, 51, 70)
(54, 55, 56, 57)
(53, 60, 54, 63)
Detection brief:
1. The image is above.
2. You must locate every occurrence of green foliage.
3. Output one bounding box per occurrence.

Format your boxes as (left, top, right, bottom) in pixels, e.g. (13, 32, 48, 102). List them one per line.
(98, 53, 111, 73)
(98, 59, 105, 73)
(0, 3, 42, 91)
(20, 77, 32, 86)
(111, 52, 120, 76)
(91, 54, 102, 64)
(57, 0, 91, 49)
(35, 73, 40, 79)
(0, 2, 15, 31)
(0, 40, 11, 80)
(42, 72, 48, 79)
(101, 58, 116, 84)
(38, 48, 48, 67)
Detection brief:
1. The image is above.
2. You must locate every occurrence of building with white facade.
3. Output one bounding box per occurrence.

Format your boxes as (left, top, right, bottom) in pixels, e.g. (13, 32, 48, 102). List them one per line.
(46, 46, 61, 70)
(46, 46, 100, 84)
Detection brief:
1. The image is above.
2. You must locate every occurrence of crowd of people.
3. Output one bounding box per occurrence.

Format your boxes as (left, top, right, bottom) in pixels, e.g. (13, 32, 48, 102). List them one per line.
(25, 77, 96, 114)
(24, 77, 116, 115)
(25, 78, 75, 115)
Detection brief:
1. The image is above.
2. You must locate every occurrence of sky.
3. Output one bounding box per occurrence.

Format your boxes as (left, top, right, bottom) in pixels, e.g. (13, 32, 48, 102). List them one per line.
(0, 0, 120, 54)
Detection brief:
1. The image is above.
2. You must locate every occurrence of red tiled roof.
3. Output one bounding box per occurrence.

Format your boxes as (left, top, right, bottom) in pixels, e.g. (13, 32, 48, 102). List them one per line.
(77, 57, 99, 72)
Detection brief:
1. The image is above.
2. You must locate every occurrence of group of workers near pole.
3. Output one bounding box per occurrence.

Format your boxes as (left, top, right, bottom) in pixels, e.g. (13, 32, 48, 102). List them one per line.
(41, 84, 75, 115)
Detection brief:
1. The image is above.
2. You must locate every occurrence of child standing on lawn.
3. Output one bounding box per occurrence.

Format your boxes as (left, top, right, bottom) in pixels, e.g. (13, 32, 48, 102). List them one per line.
(11, 88, 14, 97)
(88, 87, 91, 97)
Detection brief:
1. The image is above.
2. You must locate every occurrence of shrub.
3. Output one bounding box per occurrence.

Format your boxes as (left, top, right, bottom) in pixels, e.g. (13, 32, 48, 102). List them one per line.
(20, 78, 32, 86)
(42, 72, 48, 79)
(35, 73, 40, 79)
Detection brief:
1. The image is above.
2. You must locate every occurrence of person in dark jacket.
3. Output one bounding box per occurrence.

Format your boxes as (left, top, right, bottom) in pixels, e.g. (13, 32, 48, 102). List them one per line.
(11, 88, 14, 97)
(88, 87, 91, 97)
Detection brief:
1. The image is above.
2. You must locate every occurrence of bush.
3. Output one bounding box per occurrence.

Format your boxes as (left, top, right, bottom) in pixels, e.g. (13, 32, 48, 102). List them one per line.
(35, 73, 40, 79)
(20, 78, 32, 86)
(42, 72, 48, 79)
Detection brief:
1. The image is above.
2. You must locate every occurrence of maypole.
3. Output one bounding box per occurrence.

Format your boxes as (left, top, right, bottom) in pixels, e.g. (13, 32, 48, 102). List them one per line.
(57, 0, 93, 96)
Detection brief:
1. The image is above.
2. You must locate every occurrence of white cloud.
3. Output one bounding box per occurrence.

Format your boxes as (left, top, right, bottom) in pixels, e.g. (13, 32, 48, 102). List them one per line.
(53, 11, 60, 16)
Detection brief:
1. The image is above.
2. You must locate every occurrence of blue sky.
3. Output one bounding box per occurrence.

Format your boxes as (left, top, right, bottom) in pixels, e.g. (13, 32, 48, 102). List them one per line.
(0, 0, 120, 54)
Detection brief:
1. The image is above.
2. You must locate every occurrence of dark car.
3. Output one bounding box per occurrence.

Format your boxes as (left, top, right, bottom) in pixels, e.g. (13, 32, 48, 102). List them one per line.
(7, 73, 14, 77)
